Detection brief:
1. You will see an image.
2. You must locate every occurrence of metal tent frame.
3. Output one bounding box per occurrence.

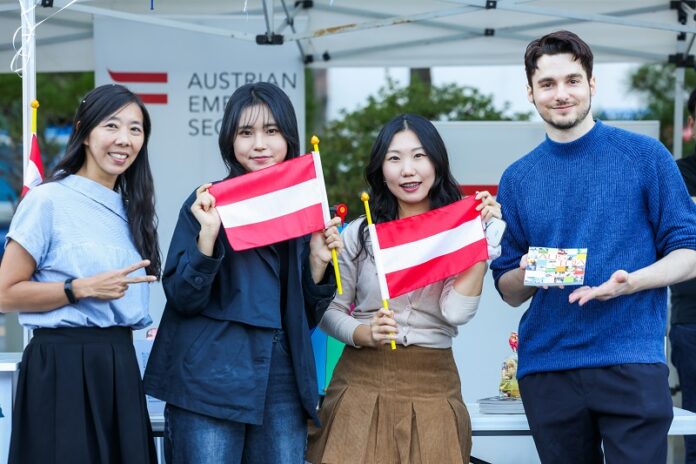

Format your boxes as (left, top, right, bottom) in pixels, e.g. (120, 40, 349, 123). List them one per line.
(5, 0, 696, 171)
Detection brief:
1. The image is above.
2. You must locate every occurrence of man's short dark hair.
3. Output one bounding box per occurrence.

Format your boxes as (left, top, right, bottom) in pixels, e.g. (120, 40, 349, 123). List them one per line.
(524, 30, 594, 86)
(688, 89, 696, 118)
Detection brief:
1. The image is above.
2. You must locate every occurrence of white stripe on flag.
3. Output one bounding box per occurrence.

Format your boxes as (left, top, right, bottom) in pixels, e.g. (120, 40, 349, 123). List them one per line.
(312, 151, 331, 225)
(368, 224, 391, 301)
(380, 217, 484, 274)
(23, 160, 42, 189)
(216, 179, 322, 227)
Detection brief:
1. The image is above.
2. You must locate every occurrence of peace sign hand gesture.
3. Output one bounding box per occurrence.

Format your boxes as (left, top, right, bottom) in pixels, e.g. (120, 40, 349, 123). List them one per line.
(72, 259, 157, 301)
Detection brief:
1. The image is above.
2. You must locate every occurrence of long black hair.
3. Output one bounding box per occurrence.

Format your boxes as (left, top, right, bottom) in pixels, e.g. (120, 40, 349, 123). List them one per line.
(358, 113, 461, 256)
(48, 84, 161, 276)
(218, 82, 300, 178)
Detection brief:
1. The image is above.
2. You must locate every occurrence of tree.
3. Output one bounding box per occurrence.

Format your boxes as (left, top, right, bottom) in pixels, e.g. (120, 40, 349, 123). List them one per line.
(311, 76, 531, 217)
(623, 63, 696, 154)
(0, 72, 94, 197)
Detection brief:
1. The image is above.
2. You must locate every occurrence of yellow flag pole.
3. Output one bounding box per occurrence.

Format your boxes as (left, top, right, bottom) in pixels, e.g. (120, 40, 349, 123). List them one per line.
(361, 192, 396, 351)
(311, 135, 342, 295)
(31, 99, 39, 134)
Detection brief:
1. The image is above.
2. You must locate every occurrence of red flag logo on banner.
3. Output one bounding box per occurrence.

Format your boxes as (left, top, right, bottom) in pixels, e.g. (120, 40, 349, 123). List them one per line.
(21, 134, 44, 197)
(209, 152, 331, 251)
(368, 196, 489, 299)
(108, 69, 168, 104)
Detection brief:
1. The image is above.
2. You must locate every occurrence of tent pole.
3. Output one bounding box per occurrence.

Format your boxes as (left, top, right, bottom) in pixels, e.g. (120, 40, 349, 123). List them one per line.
(68, 4, 256, 41)
(20, 0, 36, 349)
(262, 0, 275, 37)
(20, 0, 36, 173)
(454, 1, 696, 36)
(674, 66, 685, 160)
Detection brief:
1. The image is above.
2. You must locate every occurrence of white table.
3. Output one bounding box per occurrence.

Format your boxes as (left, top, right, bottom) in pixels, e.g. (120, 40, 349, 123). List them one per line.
(150, 404, 696, 438)
(3, 352, 696, 463)
(151, 406, 696, 464)
(0, 353, 21, 464)
(466, 402, 696, 436)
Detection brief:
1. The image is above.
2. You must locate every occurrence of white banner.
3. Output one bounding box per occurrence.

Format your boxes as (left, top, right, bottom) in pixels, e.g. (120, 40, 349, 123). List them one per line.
(94, 16, 306, 328)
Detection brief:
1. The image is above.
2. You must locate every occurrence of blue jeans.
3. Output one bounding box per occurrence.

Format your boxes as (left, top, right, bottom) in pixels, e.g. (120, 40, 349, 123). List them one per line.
(164, 330, 307, 464)
(671, 324, 696, 464)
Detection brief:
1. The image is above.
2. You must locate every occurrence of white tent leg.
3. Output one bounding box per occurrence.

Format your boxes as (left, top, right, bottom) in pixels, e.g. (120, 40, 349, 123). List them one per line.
(20, 0, 36, 169)
(19, 0, 35, 348)
(674, 66, 685, 160)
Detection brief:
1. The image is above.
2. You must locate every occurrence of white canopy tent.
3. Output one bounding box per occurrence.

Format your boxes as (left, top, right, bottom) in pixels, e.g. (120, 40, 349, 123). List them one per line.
(1, 5, 696, 455)
(2, 0, 696, 167)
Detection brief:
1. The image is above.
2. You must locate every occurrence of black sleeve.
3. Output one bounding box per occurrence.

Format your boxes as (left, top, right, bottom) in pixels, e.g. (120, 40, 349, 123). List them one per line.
(301, 246, 337, 330)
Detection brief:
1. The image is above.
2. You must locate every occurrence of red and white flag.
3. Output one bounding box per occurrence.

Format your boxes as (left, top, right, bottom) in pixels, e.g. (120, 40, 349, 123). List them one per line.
(21, 134, 44, 197)
(368, 196, 488, 299)
(209, 152, 331, 251)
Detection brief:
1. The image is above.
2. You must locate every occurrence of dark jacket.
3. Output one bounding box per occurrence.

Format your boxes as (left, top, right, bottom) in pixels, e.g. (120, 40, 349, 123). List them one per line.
(143, 191, 336, 425)
(671, 155, 696, 325)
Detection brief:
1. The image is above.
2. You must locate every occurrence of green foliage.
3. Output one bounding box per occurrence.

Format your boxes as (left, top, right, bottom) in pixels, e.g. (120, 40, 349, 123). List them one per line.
(624, 64, 696, 154)
(0, 72, 94, 197)
(311, 77, 531, 217)
(0, 72, 94, 134)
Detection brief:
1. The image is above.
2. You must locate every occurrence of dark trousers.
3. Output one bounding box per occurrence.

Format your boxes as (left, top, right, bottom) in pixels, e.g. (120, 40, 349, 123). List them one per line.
(519, 364, 673, 464)
(671, 324, 696, 464)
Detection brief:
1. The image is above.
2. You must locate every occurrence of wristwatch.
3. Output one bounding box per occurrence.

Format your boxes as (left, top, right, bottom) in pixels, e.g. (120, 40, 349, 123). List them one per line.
(64, 278, 78, 304)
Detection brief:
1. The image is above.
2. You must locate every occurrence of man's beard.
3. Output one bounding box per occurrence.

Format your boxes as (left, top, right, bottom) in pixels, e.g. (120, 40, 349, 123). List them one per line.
(537, 98, 592, 131)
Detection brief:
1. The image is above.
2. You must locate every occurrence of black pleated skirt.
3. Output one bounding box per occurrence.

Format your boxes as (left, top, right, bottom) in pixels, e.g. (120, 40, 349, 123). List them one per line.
(8, 326, 157, 464)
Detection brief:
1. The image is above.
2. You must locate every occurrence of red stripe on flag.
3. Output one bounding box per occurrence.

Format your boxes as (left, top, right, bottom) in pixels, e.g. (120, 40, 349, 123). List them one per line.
(460, 184, 498, 196)
(385, 238, 488, 297)
(108, 70, 168, 83)
(223, 203, 325, 250)
(30, 134, 43, 177)
(138, 94, 168, 104)
(210, 154, 316, 204)
(375, 196, 481, 249)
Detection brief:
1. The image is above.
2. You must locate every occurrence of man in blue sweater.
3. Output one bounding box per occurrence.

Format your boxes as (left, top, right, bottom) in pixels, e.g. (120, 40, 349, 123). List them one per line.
(491, 30, 696, 463)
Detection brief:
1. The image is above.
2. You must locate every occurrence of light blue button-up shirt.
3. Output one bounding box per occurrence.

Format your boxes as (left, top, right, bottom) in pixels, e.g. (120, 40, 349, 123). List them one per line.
(6, 174, 152, 329)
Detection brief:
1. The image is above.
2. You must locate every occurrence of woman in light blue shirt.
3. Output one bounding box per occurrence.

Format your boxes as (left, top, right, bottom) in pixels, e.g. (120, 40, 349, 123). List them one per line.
(0, 84, 160, 464)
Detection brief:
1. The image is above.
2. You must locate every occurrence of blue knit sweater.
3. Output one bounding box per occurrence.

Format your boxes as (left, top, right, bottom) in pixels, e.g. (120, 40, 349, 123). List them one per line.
(491, 121, 696, 379)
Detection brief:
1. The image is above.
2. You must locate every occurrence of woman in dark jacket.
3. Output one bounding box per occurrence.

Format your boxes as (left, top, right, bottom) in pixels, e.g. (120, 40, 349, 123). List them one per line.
(144, 82, 342, 464)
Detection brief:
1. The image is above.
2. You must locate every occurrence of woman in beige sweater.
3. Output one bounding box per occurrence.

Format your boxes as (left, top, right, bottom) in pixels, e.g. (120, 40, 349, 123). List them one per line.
(306, 113, 501, 464)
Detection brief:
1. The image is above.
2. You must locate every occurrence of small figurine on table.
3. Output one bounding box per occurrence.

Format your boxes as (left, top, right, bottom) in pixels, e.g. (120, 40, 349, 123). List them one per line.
(499, 332, 520, 399)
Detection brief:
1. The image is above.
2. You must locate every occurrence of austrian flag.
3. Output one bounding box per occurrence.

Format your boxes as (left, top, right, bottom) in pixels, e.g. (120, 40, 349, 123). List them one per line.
(209, 153, 331, 251)
(369, 196, 489, 299)
(21, 134, 44, 197)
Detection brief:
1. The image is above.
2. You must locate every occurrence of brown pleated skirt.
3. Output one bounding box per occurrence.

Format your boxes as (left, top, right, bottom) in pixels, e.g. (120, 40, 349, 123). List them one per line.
(306, 344, 472, 464)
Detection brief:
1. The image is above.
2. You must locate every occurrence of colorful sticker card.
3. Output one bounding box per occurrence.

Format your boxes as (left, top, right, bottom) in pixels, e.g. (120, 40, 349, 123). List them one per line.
(523, 247, 587, 287)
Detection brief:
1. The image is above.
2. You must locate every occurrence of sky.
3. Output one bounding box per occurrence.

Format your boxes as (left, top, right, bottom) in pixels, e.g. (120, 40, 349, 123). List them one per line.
(326, 63, 646, 121)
